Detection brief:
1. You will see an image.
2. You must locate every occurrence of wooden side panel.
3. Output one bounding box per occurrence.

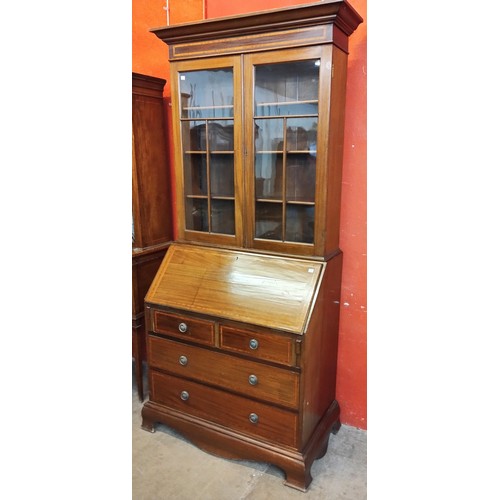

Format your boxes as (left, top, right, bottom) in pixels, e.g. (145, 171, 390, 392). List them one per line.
(132, 246, 169, 362)
(132, 74, 172, 248)
(313, 43, 333, 256)
(299, 251, 342, 447)
(132, 249, 168, 321)
(324, 47, 348, 254)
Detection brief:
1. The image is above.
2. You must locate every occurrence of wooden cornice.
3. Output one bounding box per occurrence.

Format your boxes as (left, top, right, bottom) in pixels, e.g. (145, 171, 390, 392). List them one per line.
(132, 72, 167, 92)
(150, 0, 363, 46)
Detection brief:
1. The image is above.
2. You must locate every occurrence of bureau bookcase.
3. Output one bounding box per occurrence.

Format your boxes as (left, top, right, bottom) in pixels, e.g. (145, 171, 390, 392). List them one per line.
(141, 0, 362, 491)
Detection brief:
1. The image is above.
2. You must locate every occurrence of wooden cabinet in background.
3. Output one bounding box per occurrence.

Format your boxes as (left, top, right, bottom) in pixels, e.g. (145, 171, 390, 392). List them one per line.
(141, 0, 362, 491)
(132, 72, 173, 401)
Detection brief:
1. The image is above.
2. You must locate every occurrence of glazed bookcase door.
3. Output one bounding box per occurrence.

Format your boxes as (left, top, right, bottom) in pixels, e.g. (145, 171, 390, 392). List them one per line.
(244, 46, 331, 256)
(171, 56, 243, 246)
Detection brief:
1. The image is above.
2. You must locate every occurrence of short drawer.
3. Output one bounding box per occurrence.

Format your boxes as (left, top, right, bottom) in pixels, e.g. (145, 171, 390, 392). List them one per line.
(148, 336, 300, 409)
(150, 370, 298, 448)
(220, 325, 296, 367)
(152, 310, 215, 346)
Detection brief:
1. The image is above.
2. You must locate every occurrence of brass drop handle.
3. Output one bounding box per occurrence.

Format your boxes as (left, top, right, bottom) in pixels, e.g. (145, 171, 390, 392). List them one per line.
(178, 322, 188, 333)
(249, 339, 259, 350)
(179, 355, 188, 366)
(248, 374, 258, 386)
(249, 413, 259, 424)
(180, 390, 189, 401)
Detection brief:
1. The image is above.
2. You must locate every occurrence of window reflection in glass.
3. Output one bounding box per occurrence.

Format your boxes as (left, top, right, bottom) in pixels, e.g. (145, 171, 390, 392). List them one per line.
(254, 60, 319, 117)
(180, 69, 234, 119)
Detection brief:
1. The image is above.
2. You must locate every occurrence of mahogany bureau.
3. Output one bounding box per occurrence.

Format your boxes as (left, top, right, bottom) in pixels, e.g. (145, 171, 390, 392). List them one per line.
(142, 243, 342, 491)
(141, 0, 362, 491)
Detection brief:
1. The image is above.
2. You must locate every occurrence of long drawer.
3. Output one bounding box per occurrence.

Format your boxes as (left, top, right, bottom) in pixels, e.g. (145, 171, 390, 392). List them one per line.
(148, 336, 300, 409)
(150, 370, 298, 448)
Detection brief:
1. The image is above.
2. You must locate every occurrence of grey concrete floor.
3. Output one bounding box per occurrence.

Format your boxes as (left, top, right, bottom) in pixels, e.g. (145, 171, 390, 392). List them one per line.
(132, 363, 367, 499)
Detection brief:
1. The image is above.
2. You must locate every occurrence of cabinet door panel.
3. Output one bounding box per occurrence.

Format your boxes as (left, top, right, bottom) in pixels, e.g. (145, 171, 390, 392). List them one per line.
(171, 56, 243, 246)
(244, 46, 331, 255)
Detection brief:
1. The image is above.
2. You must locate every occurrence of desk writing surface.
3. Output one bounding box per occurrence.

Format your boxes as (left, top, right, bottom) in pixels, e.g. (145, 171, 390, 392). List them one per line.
(146, 243, 324, 334)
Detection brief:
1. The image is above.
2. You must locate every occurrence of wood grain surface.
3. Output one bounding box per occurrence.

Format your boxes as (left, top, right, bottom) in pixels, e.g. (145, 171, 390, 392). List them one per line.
(146, 243, 324, 333)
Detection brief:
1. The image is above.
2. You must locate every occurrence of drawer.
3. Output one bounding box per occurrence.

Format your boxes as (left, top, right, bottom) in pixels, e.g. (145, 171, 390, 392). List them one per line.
(152, 310, 215, 346)
(150, 370, 298, 448)
(148, 336, 300, 409)
(220, 325, 296, 367)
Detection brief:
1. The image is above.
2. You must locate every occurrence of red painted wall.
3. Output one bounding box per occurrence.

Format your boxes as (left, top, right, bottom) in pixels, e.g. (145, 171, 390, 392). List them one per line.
(132, 0, 205, 237)
(132, 0, 205, 91)
(206, 0, 310, 17)
(132, 0, 170, 87)
(132, 0, 367, 430)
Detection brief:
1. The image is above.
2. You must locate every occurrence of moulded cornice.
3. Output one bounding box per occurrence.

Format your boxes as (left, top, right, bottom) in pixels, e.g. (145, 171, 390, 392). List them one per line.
(150, 0, 363, 46)
(132, 72, 166, 91)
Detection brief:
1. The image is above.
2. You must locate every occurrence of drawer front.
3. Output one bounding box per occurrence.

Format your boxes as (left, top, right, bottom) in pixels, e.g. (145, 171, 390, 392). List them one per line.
(220, 325, 295, 367)
(153, 310, 215, 346)
(148, 336, 299, 409)
(150, 371, 298, 448)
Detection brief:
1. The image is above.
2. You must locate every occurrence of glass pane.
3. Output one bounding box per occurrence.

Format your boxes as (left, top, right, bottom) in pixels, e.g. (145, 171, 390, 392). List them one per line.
(255, 152, 283, 200)
(185, 198, 209, 232)
(211, 200, 235, 235)
(286, 117, 317, 152)
(210, 154, 234, 197)
(254, 60, 320, 116)
(286, 154, 316, 203)
(208, 120, 234, 151)
(285, 205, 314, 244)
(180, 69, 234, 119)
(255, 119, 283, 152)
(255, 202, 282, 241)
(182, 121, 206, 151)
(184, 153, 207, 196)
